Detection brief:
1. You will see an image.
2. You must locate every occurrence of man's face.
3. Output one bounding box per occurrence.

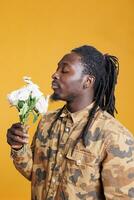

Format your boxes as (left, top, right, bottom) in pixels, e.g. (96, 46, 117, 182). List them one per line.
(51, 52, 87, 101)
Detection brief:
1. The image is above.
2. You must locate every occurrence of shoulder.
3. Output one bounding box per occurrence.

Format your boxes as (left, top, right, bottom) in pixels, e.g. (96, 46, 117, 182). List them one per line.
(99, 111, 134, 153)
(92, 109, 132, 137)
(101, 111, 133, 139)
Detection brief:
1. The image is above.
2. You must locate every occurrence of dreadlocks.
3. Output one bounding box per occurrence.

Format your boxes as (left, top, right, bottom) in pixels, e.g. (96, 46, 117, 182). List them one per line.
(71, 45, 119, 147)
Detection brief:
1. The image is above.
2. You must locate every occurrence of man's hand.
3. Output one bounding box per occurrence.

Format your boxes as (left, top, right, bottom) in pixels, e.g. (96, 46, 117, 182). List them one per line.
(7, 123, 29, 150)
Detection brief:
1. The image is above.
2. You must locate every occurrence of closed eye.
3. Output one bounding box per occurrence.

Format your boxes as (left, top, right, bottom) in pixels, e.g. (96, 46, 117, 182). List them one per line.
(57, 62, 71, 73)
(62, 69, 69, 73)
(62, 66, 70, 73)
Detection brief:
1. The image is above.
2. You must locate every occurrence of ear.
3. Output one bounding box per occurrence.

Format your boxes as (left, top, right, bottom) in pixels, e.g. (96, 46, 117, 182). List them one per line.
(83, 75, 95, 89)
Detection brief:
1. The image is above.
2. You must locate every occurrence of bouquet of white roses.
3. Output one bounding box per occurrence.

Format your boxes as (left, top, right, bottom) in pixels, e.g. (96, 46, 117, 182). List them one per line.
(7, 76, 49, 124)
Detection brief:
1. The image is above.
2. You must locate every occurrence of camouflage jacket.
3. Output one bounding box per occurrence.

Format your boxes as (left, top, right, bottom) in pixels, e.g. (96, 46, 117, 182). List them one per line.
(11, 103, 134, 200)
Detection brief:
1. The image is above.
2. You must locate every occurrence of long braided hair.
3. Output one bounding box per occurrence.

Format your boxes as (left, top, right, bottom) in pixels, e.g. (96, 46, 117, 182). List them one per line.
(71, 45, 119, 147)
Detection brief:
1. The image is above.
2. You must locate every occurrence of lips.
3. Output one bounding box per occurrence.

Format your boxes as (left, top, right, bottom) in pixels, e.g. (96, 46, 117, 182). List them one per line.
(51, 81, 60, 89)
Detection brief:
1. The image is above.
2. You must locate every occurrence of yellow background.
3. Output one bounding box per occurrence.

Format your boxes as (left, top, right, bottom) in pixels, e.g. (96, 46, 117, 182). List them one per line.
(0, 0, 134, 199)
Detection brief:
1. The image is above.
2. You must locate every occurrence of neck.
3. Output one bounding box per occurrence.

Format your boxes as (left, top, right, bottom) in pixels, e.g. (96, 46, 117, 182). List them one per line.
(66, 95, 93, 113)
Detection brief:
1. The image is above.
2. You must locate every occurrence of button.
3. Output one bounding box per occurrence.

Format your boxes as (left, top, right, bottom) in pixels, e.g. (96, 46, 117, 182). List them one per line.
(76, 160, 81, 165)
(65, 127, 70, 132)
(59, 153, 62, 158)
(54, 165, 59, 171)
(52, 178, 56, 183)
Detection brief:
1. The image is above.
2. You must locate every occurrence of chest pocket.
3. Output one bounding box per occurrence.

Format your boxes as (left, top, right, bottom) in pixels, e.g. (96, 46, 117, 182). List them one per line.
(66, 149, 98, 166)
(63, 149, 100, 186)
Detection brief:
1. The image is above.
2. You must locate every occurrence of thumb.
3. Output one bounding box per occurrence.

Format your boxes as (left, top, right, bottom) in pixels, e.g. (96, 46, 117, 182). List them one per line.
(22, 124, 30, 133)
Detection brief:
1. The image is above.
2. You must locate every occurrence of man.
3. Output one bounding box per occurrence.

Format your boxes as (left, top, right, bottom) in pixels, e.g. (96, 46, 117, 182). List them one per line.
(7, 45, 134, 200)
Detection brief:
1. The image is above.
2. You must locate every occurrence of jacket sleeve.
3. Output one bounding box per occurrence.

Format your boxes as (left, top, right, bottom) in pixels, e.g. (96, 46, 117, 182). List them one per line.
(101, 127, 134, 199)
(10, 122, 40, 181)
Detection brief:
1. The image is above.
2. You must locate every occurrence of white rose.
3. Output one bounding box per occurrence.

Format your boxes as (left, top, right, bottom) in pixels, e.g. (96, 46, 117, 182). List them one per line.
(7, 76, 49, 124)
(31, 88, 43, 98)
(17, 87, 30, 101)
(8, 86, 31, 105)
(35, 95, 49, 114)
(7, 90, 19, 105)
(25, 81, 43, 98)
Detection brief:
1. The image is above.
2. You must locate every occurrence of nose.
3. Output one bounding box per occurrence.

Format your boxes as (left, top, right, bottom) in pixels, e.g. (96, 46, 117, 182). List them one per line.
(52, 71, 60, 80)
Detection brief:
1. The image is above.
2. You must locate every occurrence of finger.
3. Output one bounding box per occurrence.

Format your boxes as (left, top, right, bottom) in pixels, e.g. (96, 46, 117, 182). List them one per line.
(7, 128, 29, 138)
(11, 123, 22, 129)
(11, 145, 23, 149)
(22, 125, 30, 133)
(7, 133, 29, 144)
(10, 123, 30, 134)
(7, 137, 23, 146)
(10, 138, 23, 149)
(7, 131, 28, 146)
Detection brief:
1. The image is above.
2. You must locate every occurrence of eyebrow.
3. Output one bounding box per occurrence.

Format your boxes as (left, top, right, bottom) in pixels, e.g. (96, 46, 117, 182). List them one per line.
(58, 62, 70, 67)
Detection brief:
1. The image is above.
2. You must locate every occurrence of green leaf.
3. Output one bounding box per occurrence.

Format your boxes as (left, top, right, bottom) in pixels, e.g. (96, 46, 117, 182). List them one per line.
(17, 100, 25, 109)
(27, 95, 31, 107)
(32, 111, 39, 123)
(19, 103, 29, 116)
(17, 95, 40, 125)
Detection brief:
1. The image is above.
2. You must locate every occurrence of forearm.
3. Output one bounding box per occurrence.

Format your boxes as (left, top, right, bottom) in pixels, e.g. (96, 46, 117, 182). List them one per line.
(102, 162, 134, 200)
(102, 139, 134, 199)
(11, 144, 33, 181)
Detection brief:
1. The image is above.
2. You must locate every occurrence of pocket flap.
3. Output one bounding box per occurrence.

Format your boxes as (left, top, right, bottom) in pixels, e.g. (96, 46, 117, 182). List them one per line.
(66, 149, 98, 166)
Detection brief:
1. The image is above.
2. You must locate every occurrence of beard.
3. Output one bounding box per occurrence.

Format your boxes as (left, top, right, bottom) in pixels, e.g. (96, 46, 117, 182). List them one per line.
(50, 92, 75, 103)
(50, 93, 61, 102)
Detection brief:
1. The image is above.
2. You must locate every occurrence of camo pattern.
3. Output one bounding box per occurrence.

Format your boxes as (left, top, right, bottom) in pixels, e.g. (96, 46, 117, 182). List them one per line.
(11, 103, 134, 200)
